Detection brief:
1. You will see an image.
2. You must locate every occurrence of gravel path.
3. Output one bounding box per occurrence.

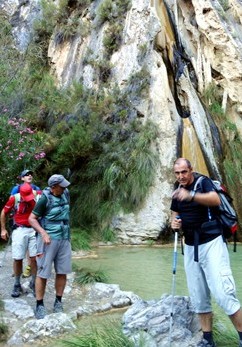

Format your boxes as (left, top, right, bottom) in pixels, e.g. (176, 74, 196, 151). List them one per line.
(0, 244, 96, 346)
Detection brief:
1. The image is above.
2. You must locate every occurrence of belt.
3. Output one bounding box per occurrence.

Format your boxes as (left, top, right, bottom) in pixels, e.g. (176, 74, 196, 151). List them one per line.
(184, 227, 221, 262)
(13, 224, 32, 229)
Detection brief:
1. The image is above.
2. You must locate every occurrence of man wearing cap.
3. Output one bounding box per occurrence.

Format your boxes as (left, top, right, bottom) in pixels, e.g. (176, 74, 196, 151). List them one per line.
(29, 174, 71, 319)
(10, 169, 41, 195)
(1, 183, 41, 297)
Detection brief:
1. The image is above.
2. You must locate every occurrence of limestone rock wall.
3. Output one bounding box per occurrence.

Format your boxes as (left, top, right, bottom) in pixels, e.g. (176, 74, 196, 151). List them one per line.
(2, 0, 242, 243)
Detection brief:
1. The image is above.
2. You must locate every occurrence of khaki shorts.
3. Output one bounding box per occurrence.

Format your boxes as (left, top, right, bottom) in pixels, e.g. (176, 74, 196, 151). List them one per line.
(184, 235, 240, 316)
(11, 227, 37, 259)
(36, 237, 72, 279)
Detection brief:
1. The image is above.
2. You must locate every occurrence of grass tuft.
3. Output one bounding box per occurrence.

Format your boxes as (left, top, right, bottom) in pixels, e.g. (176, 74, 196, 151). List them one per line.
(60, 319, 135, 347)
(73, 267, 109, 285)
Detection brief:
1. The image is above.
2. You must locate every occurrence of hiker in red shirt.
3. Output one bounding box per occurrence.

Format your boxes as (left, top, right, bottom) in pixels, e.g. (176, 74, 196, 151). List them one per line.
(1, 183, 41, 298)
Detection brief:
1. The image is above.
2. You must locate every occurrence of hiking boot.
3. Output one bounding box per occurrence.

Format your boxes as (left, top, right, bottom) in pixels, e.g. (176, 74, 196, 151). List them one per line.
(35, 305, 46, 319)
(11, 284, 22, 298)
(29, 280, 35, 297)
(53, 300, 63, 313)
(22, 265, 31, 278)
(197, 339, 216, 347)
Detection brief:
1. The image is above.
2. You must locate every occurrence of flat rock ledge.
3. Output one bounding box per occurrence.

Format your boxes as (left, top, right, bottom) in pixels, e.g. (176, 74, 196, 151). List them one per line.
(4, 291, 202, 346)
(3, 282, 140, 345)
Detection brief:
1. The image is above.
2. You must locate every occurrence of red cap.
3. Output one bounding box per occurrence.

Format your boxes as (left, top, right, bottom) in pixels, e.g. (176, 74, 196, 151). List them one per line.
(20, 183, 35, 202)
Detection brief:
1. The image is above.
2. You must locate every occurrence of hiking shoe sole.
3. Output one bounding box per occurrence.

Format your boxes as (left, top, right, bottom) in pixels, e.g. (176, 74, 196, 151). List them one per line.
(197, 339, 216, 347)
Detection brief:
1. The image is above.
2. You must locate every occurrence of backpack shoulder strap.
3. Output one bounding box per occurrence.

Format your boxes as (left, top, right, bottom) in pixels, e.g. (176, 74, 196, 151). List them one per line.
(193, 174, 206, 192)
(42, 188, 53, 213)
(64, 188, 70, 203)
(14, 193, 21, 208)
(42, 187, 69, 214)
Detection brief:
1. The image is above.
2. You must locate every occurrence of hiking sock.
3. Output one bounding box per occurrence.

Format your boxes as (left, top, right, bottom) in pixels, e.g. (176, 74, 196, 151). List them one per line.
(14, 275, 21, 286)
(203, 331, 213, 344)
(55, 295, 62, 302)
(36, 299, 44, 307)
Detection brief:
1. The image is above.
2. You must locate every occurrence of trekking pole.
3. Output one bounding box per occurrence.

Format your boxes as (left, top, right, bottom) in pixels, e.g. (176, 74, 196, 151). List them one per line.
(169, 216, 180, 347)
(0, 233, 11, 268)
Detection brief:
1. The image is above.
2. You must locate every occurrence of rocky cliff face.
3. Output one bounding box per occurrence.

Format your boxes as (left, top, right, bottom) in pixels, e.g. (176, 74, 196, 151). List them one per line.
(2, 0, 242, 243)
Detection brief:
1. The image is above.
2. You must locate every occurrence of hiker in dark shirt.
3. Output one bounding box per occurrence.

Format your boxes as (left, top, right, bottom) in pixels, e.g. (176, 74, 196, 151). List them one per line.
(170, 158, 242, 347)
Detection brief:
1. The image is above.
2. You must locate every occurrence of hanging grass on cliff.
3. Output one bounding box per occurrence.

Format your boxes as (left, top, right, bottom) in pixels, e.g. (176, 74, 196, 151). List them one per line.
(50, 87, 159, 230)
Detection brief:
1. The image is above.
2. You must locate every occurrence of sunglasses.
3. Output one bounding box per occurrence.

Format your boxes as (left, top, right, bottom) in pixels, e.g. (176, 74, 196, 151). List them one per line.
(24, 173, 33, 177)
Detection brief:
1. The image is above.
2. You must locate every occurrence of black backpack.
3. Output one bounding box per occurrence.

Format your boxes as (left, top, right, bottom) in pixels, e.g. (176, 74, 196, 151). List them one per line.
(194, 173, 238, 251)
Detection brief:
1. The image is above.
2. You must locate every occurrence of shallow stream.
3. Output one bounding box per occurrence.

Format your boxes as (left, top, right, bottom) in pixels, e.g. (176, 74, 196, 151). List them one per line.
(73, 244, 189, 300)
(73, 243, 242, 301)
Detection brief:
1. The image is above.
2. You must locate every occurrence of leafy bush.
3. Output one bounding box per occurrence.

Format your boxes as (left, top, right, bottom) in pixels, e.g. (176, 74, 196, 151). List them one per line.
(0, 116, 46, 202)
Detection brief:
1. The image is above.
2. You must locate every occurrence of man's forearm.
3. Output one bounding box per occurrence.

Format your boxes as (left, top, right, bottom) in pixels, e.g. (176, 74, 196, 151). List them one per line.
(0, 210, 7, 231)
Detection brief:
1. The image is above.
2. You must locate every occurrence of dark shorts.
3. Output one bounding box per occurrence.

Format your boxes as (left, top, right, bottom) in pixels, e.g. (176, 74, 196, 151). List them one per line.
(36, 237, 72, 279)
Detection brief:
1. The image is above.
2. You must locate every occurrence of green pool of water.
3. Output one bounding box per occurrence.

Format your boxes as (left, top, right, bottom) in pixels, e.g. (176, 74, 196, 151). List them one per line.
(73, 242, 242, 302)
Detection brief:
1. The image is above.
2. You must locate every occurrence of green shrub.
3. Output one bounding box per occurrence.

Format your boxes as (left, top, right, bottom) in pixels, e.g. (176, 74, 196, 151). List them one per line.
(128, 66, 151, 97)
(101, 227, 116, 243)
(218, 0, 230, 11)
(116, 0, 132, 16)
(203, 83, 224, 117)
(0, 116, 47, 202)
(0, 300, 4, 311)
(0, 314, 8, 342)
(71, 228, 91, 251)
(137, 43, 149, 63)
(96, 0, 131, 26)
(103, 22, 123, 57)
(96, 0, 114, 25)
(74, 267, 109, 285)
